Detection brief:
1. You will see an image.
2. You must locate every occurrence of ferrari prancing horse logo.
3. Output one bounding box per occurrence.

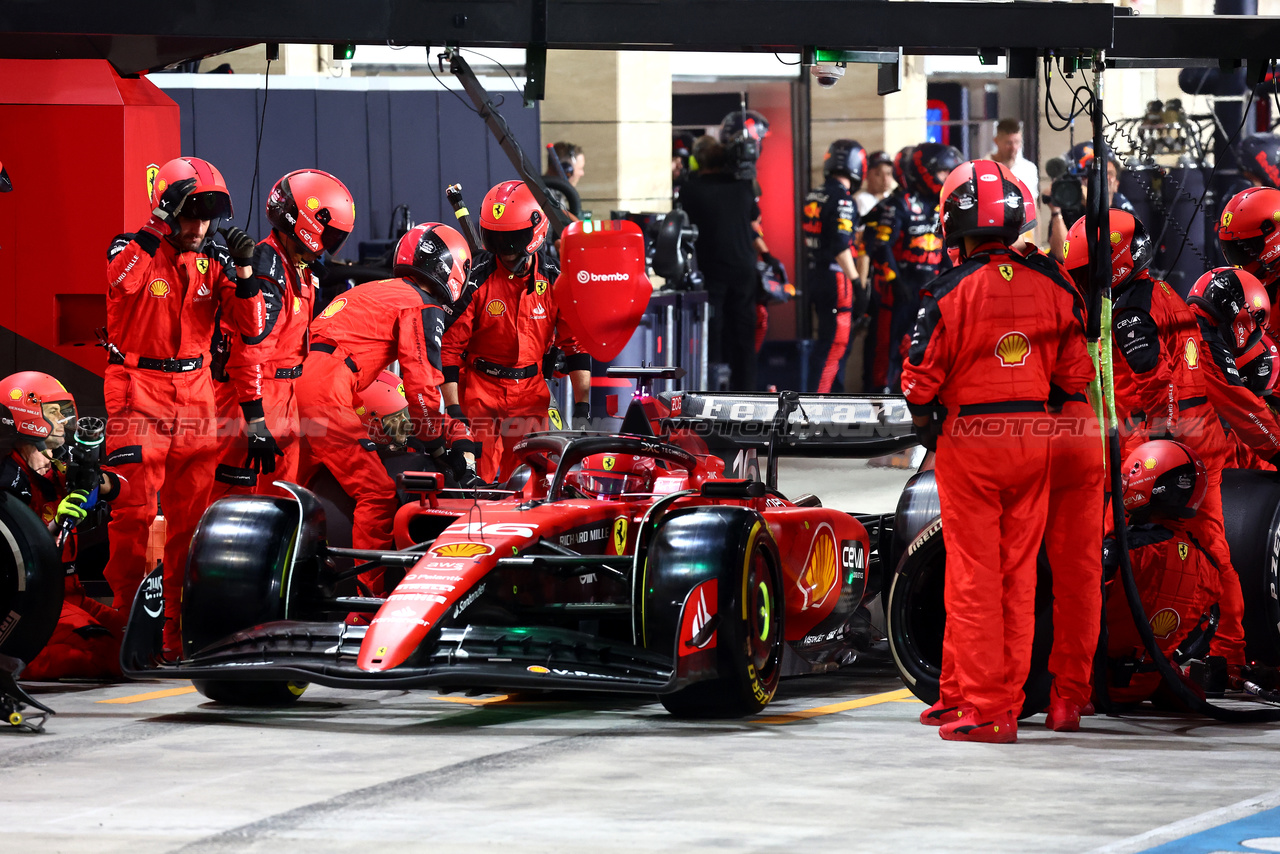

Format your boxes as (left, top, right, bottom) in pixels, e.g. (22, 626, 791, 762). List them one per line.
(196, 257, 209, 275)
(535, 279, 548, 296)
(1178, 542, 1189, 560)
(998, 264, 1014, 281)
(145, 164, 159, 200)
(613, 517, 628, 555)
(492, 203, 506, 220)
(602, 456, 616, 471)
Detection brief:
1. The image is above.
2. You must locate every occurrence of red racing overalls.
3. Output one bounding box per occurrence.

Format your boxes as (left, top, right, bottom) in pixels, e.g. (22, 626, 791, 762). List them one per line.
(441, 251, 587, 482)
(103, 229, 260, 653)
(902, 243, 1093, 720)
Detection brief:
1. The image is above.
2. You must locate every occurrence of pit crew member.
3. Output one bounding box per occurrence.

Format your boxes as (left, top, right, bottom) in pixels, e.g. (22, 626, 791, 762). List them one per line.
(213, 169, 354, 496)
(903, 160, 1093, 743)
(441, 181, 590, 483)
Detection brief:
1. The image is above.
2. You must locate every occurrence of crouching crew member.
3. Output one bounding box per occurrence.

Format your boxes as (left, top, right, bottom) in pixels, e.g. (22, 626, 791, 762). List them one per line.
(803, 139, 867, 392)
(1, 372, 127, 679)
(102, 156, 255, 658)
(213, 170, 355, 496)
(297, 223, 477, 579)
(441, 181, 590, 483)
(1104, 440, 1218, 706)
(903, 160, 1093, 743)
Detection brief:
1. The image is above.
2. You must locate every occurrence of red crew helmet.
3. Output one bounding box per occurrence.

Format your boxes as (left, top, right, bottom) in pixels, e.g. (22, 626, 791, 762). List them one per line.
(266, 169, 355, 256)
(0, 372, 76, 451)
(1216, 186, 1280, 283)
(479, 181, 548, 275)
(1241, 332, 1280, 396)
(355, 371, 410, 446)
(563, 453, 656, 500)
(392, 223, 471, 307)
(1062, 208, 1155, 291)
(938, 159, 1027, 248)
(151, 156, 233, 221)
(1121, 440, 1207, 520)
(1188, 267, 1264, 355)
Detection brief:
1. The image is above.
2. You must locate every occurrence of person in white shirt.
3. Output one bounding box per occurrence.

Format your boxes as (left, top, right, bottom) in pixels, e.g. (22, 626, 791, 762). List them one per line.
(989, 119, 1040, 242)
(854, 150, 894, 217)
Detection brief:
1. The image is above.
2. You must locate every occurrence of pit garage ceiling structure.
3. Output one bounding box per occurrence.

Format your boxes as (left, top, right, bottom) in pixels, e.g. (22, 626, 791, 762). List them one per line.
(0, 0, 1277, 74)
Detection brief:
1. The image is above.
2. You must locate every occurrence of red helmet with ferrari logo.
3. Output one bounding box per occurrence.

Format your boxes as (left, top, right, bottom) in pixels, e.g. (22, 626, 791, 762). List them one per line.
(151, 156, 233, 221)
(1241, 331, 1279, 396)
(1216, 186, 1280, 283)
(393, 222, 471, 307)
(564, 453, 655, 500)
(1121, 440, 1207, 520)
(938, 159, 1026, 248)
(0, 371, 76, 452)
(1062, 208, 1155, 291)
(266, 169, 355, 256)
(355, 371, 410, 446)
(1188, 267, 1265, 356)
(479, 181, 548, 275)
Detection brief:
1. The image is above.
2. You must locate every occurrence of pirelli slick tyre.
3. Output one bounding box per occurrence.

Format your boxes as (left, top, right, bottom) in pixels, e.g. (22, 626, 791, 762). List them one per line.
(645, 507, 784, 718)
(887, 517, 1054, 718)
(0, 492, 63, 666)
(1220, 469, 1280, 665)
(184, 494, 318, 706)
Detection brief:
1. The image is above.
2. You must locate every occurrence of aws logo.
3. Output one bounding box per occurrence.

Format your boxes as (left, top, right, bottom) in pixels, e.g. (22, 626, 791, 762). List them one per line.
(149, 279, 170, 298)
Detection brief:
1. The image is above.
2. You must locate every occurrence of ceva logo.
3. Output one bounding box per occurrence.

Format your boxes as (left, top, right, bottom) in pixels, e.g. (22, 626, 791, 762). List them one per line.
(576, 270, 629, 284)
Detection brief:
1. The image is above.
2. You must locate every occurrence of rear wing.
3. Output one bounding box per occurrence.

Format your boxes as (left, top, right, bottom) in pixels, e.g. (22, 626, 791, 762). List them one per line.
(656, 390, 918, 460)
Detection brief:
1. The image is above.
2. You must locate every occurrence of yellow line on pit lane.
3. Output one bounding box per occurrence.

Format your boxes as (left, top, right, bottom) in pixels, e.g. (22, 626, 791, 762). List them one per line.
(431, 694, 512, 706)
(97, 685, 197, 704)
(754, 687, 918, 724)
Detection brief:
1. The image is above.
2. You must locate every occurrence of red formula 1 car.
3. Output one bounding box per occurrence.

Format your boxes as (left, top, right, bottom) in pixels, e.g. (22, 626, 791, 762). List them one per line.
(120, 383, 917, 717)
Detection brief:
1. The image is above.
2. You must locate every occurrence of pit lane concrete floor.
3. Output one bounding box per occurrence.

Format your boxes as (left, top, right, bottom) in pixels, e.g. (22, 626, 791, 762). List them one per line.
(8, 459, 1280, 853)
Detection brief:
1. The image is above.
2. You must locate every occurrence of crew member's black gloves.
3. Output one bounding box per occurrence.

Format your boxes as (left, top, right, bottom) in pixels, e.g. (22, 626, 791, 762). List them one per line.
(243, 405, 283, 474)
(221, 226, 257, 266)
(908, 401, 946, 452)
(572, 401, 590, 430)
(143, 177, 198, 238)
(440, 440, 484, 489)
(446, 404, 470, 429)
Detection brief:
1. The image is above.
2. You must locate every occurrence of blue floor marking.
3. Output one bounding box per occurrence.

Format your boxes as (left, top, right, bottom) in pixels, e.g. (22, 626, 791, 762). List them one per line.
(1140, 805, 1280, 853)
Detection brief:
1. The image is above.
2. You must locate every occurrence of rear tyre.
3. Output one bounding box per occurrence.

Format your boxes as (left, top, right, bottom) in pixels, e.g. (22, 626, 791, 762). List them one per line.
(0, 492, 64, 666)
(660, 524, 783, 718)
(887, 518, 1054, 718)
(1220, 469, 1280, 665)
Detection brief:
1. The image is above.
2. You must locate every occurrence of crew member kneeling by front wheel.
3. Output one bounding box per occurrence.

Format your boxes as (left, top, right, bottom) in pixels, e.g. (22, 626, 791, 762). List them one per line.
(902, 160, 1094, 744)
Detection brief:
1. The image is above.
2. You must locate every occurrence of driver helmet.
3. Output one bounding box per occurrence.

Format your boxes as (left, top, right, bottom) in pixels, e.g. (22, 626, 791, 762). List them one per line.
(1121, 440, 1207, 520)
(564, 453, 656, 500)
(0, 371, 76, 452)
(355, 371, 410, 447)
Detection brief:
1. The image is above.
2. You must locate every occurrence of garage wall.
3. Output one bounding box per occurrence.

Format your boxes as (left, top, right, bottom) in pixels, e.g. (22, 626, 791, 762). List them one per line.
(153, 75, 541, 258)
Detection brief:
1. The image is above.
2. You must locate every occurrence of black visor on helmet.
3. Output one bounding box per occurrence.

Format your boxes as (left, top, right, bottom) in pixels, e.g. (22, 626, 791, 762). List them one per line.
(180, 191, 233, 221)
(1222, 235, 1267, 269)
(482, 226, 534, 257)
(311, 207, 350, 255)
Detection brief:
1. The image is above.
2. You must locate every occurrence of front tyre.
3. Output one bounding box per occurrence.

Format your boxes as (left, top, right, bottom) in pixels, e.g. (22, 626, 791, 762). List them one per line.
(192, 679, 308, 706)
(660, 523, 783, 718)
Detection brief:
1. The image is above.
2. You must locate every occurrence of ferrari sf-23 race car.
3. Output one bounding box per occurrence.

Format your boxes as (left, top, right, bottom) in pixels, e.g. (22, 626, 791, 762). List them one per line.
(121, 387, 918, 717)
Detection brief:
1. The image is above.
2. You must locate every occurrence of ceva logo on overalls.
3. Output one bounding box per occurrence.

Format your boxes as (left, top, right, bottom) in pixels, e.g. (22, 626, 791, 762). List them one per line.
(576, 270, 629, 283)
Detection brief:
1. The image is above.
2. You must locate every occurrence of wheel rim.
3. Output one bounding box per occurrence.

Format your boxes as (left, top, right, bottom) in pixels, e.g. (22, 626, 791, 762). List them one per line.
(746, 549, 779, 677)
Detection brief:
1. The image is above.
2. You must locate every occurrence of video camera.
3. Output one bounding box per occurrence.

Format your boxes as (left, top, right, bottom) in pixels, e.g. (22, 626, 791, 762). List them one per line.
(719, 108, 769, 183)
(1043, 157, 1086, 225)
(612, 210, 704, 291)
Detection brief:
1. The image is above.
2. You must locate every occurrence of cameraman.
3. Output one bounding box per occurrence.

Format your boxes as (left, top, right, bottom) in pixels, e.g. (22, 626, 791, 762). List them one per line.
(1048, 142, 1133, 261)
(681, 135, 763, 391)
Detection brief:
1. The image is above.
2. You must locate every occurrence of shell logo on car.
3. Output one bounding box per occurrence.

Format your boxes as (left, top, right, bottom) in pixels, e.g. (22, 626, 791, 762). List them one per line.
(994, 331, 1030, 366)
(320, 298, 347, 319)
(149, 279, 170, 298)
(430, 541, 494, 559)
(797, 524, 838, 610)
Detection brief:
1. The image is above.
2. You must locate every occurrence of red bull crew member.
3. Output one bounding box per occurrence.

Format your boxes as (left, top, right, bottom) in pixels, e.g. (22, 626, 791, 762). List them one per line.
(903, 160, 1093, 743)
(441, 181, 590, 483)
